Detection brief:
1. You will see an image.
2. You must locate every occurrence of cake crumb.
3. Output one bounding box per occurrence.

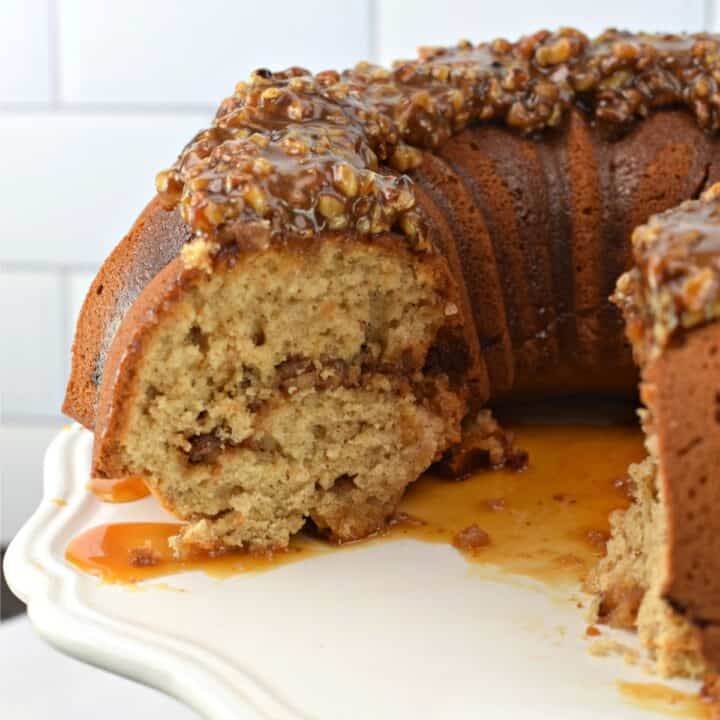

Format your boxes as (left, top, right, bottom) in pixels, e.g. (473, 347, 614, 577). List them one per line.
(586, 529, 610, 551)
(129, 545, 161, 568)
(700, 673, 720, 717)
(589, 637, 640, 666)
(181, 238, 218, 272)
(453, 524, 491, 550)
(437, 409, 528, 478)
(485, 498, 506, 511)
(389, 511, 427, 528)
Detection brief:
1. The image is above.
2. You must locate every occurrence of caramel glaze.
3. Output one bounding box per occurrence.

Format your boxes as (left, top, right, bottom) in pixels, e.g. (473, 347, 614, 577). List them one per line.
(88, 476, 150, 503)
(65, 522, 322, 583)
(156, 29, 720, 258)
(617, 682, 717, 719)
(392, 422, 642, 585)
(66, 422, 643, 586)
(616, 183, 720, 361)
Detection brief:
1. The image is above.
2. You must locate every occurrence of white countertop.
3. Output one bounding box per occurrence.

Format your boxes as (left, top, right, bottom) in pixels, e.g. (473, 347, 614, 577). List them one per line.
(0, 616, 198, 719)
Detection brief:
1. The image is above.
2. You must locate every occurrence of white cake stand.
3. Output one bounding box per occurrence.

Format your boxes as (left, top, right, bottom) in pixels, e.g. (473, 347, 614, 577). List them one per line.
(4, 425, 700, 719)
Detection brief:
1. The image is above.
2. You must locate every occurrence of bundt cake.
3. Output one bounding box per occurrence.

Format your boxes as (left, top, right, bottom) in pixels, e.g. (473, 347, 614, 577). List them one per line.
(63, 28, 720, 673)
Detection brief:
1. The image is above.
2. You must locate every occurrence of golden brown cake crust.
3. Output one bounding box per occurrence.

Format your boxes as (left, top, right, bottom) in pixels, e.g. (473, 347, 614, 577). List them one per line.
(641, 323, 720, 667)
(63, 197, 191, 429)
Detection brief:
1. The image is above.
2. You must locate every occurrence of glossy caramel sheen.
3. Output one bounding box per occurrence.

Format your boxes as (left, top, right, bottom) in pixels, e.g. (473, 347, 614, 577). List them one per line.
(88, 476, 150, 503)
(65, 522, 323, 583)
(159, 29, 720, 252)
(617, 682, 714, 718)
(616, 183, 720, 359)
(392, 422, 642, 585)
(67, 423, 644, 586)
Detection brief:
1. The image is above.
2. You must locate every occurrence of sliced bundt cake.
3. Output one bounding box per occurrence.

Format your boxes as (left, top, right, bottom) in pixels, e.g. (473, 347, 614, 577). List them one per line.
(64, 28, 720, 672)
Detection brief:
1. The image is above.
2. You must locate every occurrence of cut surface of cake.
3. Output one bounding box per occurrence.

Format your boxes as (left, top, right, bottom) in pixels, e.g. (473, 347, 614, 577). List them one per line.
(93, 234, 471, 551)
(62, 28, 720, 676)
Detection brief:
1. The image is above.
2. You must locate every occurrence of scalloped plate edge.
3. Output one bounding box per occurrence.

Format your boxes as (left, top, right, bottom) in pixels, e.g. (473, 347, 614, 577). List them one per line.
(3, 425, 308, 720)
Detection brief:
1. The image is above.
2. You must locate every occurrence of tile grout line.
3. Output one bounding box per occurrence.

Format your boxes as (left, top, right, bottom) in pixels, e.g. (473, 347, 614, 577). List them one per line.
(47, 0, 61, 107)
(1, 261, 97, 273)
(1, 413, 67, 427)
(0, 103, 215, 115)
(367, 0, 378, 63)
(59, 265, 71, 397)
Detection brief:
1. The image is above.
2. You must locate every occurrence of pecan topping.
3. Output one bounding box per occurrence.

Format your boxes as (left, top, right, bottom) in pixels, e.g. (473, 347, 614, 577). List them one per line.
(155, 29, 720, 270)
(614, 182, 720, 357)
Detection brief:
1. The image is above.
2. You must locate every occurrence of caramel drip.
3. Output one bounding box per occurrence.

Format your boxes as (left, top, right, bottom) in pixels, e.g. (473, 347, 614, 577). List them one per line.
(67, 423, 644, 587)
(617, 682, 714, 718)
(88, 476, 150, 503)
(391, 422, 642, 585)
(65, 522, 322, 583)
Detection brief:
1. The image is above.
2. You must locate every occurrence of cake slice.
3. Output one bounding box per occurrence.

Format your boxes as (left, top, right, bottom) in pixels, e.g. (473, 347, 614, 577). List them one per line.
(594, 183, 720, 676)
(92, 232, 475, 552)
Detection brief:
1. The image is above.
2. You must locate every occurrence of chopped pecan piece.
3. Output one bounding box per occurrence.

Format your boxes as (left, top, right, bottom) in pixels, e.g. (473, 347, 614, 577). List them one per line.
(188, 433, 223, 464)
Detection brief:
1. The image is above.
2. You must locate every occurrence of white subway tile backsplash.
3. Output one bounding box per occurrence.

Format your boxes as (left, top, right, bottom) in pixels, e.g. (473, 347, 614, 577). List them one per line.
(376, 0, 707, 66)
(57, 0, 370, 105)
(1, 423, 64, 544)
(0, 0, 51, 103)
(0, 271, 64, 418)
(0, 112, 210, 266)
